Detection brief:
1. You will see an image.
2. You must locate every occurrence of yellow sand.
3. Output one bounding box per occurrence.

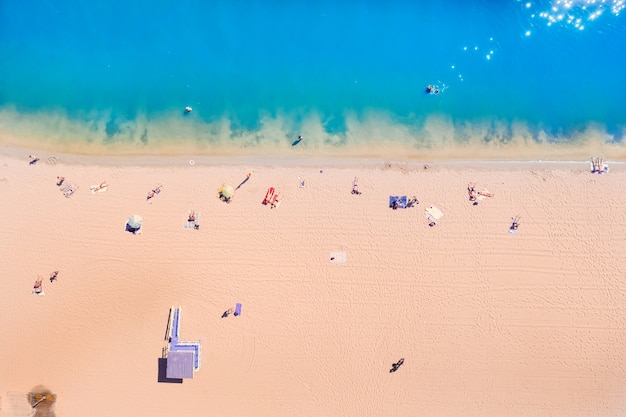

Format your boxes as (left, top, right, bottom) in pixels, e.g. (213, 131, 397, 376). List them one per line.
(0, 151, 625, 417)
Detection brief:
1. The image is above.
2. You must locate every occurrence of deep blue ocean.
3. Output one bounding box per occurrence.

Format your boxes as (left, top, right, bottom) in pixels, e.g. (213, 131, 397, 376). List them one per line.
(1, 0, 625, 155)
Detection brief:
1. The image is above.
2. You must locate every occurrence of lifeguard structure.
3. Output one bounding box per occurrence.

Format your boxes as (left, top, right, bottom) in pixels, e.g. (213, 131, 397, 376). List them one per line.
(163, 306, 202, 380)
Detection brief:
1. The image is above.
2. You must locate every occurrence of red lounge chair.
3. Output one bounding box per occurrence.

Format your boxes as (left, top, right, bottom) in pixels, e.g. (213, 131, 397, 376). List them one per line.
(263, 187, 275, 205)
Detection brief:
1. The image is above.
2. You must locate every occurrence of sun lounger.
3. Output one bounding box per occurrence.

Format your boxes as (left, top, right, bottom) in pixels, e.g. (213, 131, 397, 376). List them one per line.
(234, 303, 242, 316)
(389, 196, 407, 209)
(184, 212, 200, 230)
(263, 187, 275, 205)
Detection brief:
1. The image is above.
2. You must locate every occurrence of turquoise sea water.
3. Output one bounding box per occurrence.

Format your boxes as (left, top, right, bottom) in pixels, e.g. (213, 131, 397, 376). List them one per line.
(0, 0, 625, 155)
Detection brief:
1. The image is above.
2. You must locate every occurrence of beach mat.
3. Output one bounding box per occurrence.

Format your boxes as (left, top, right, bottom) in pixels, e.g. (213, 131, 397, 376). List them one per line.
(234, 303, 242, 316)
(330, 251, 347, 264)
(389, 196, 407, 209)
(425, 205, 444, 223)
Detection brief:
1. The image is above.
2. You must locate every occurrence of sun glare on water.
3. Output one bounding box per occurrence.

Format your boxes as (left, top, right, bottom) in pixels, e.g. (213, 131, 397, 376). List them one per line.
(521, 0, 625, 33)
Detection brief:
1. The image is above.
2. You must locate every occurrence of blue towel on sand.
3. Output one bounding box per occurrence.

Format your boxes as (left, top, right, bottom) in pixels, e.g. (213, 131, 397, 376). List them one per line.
(389, 196, 407, 209)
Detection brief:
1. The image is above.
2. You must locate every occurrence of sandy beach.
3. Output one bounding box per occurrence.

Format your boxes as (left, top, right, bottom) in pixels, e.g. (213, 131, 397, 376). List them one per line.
(0, 151, 625, 417)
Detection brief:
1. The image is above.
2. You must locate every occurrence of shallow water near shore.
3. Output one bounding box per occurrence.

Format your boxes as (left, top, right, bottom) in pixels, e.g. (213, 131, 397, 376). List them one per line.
(1, 0, 625, 157)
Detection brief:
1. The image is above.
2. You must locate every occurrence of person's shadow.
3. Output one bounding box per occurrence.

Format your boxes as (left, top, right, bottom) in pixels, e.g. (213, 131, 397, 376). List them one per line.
(389, 358, 404, 373)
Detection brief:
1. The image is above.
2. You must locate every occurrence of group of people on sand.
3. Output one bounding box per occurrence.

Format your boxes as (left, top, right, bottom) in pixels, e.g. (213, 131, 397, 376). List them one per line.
(467, 182, 494, 205)
(33, 271, 59, 295)
(187, 210, 200, 229)
(591, 157, 608, 174)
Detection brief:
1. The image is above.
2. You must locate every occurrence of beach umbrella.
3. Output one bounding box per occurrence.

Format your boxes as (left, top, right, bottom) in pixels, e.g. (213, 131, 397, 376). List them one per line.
(220, 185, 234, 199)
(127, 214, 143, 229)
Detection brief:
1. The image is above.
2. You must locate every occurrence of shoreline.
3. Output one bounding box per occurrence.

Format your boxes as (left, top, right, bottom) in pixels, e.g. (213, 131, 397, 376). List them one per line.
(1, 143, 623, 170)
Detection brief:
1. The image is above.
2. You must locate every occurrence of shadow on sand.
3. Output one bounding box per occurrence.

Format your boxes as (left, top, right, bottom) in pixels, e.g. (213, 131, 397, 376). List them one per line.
(157, 358, 183, 384)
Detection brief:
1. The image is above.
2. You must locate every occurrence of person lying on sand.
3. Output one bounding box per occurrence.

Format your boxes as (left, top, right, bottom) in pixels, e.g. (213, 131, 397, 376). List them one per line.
(147, 185, 162, 201)
(390, 358, 405, 373)
(406, 196, 419, 208)
(478, 190, 493, 197)
(510, 215, 521, 230)
(351, 177, 362, 195)
(188, 211, 196, 222)
(33, 276, 43, 294)
(49, 271, 59, 282)
(56, 176, 65, 186)
(29, 155, 40, 165)
(270, 192, 283, 209)
(91, 182, 108, 192)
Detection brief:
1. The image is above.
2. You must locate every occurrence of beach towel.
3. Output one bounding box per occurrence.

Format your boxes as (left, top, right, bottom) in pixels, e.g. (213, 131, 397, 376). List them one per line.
(234, 303, 242, 316)
(184, 212, 200, 229)
(389, 196, 407, 209)
(425, 205, 444, 223)
(263, 187, 275, 205)
(60, 183, 78, 198)
(329, 251, 347, 264)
